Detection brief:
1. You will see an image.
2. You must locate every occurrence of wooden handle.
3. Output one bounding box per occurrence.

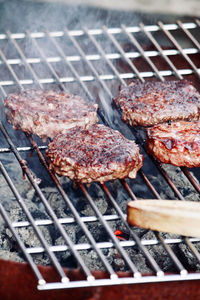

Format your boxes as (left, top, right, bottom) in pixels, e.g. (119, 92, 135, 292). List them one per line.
(127, 199, 200, 237)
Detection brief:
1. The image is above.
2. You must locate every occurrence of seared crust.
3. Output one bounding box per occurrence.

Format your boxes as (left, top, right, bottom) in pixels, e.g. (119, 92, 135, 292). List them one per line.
(146, 121, 200, 167)
(114, 80, 200, 126)
(4, 89, 98, 139)
(46, 124, 143, 183)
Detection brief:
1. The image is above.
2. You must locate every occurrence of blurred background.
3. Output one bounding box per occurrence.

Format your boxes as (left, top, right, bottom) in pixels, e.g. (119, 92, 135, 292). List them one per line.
(0, 0, 199, 32)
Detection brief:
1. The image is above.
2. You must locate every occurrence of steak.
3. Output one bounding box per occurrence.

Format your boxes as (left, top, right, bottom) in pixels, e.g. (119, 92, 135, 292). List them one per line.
(46, 124, 143, 183)
(4, 89, 98, 140)
(146, 121, 200, 167)
(113, 80, 200, 126)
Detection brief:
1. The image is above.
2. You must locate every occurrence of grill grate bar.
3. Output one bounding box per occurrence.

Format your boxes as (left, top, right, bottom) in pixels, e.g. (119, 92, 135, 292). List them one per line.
(0, 159, 69, 282)
(177, 20, 200, 51)
(123, 175, 188, 274)
(27, 135, 119, 278)
(63, 23, 188, 275)
(103, 25, 144, 83)
(79, 183, 141, 277)
(99, 23, 200, 270)
(6, 30, 43, 89)
(64, 27, 113, 98)
(0, 202, 45, 286)
(0, 48, 197, 66)
(125, 24, 200, 265)
(101, 182, 164, 276)
(26, 30, 66, 91)
(155, 233, 187, 275)
(0, 21, 199, 290)
(180, 167, 200, 194)
(0, 22, 196, 41)
(13, 237, 200, 254)
(0, 68, 199, 87)
(0, 49, 23, 91)
(13, 26, 128, 278)
(121, 24, 164, 82)
(21, 25, 125, 277)
(19, 237, 200, 252)
(158, 21, 200, 78)
(0, 122, 94, 282)
(84, 27, 125, 86)
(129, 23, 200, 265)
(46, 29, 94, 101)
(139, 22, 183, 80)
(12, 214, 121, 228)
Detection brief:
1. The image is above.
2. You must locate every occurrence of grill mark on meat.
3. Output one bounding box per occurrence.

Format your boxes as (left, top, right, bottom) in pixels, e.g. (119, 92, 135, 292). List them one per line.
(46, 124, 143, 183)
(4, 89, 98, 139)
(114, 80, 200, 127)
(146, 121, 200, 167)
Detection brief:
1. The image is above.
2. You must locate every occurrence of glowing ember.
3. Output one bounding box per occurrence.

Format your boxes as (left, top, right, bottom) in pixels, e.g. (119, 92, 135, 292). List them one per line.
(114, 229, 129, 241)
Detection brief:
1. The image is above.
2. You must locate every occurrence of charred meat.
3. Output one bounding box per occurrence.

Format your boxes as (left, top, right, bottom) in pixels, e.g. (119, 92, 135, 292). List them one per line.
(146, 121, 200, 167)
(113, 80, 200, 126)
(4, 89, 98, 139)
(46, 124, 143, 183)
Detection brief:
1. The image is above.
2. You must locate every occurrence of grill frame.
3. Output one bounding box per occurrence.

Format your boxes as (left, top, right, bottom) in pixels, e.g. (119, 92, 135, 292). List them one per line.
(0, 20, 199, 290)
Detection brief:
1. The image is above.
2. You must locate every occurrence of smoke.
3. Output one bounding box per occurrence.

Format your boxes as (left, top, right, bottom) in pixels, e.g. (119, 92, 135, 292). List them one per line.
(0, 0, 151, 32)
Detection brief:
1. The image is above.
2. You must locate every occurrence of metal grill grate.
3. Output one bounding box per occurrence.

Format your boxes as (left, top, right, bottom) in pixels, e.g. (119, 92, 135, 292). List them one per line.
(0, 20, 200, 290)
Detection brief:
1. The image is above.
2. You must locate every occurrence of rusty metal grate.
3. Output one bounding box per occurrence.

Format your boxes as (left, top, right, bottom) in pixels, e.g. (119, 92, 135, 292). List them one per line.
(0, 20, 200, 290)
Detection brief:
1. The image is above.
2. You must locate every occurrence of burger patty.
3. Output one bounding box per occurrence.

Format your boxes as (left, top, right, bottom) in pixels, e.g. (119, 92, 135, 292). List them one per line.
(146, 121, 200, 167)
(4, 89, 98, 139)
(46, 124, 143, 183)
(113, 80, 200, 126)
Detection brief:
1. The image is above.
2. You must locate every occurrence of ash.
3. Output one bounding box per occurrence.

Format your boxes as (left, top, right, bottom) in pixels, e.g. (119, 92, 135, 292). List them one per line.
(0, 118, 200, 276)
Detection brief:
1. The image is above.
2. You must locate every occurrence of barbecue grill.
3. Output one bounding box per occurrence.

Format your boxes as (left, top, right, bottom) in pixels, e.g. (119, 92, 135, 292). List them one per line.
(0, 19, 200, 298)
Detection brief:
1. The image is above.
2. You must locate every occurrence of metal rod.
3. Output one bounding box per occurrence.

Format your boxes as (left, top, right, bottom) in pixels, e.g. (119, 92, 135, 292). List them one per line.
(177, 20, 200, 51)
(7, 30, 43, 89)
(84, 27, 126, 86)
(0, 159, 69, 282)
(122, 179, 188, 275)
(139, 22, 183, 80)
(0, 48, 197, 66)
(64, 27, 113, 98)
(0, 122, 94, 282)
(79, 183, 141, 278)
(27, 135, 118, 279)
(121, 24, 164, 82)
(102, 25, 145, 83)
(0, 202, 46, 286)
(101, 182, 164, 277)
(0, 23, 197, 41)
(46, 29, 94, 101)
(26, 30, 66, 91)
(158, 21, 200, 78)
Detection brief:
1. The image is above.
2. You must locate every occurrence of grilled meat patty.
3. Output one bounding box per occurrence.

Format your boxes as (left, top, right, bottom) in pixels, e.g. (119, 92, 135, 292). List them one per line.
(4, 89, 98, 139)
(146, 121, 200, 167)
(46, 124, 143, 183)
(113, 80, 200, 126)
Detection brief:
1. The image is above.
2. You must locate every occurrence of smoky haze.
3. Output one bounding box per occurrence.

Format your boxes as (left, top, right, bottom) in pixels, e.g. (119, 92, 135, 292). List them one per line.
(0, 0, 150, 32)
(0, 0, 186, 133)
